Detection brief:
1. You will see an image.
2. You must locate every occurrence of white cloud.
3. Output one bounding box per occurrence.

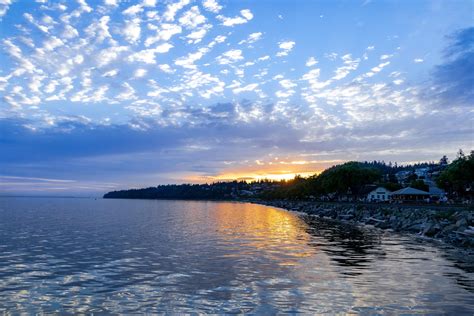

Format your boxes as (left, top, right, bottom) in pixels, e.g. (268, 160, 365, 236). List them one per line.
(116, 82, 137, 101)
(306, 57, 318, 67)
(217, 9, 253, 27)
(24, 12, 50, 33)
(163, 0, 190, 22)
(202, 0, 222, 13)
(275, 89, 294, 98)
(123, 4, 143, 16)
(102, 69, 119, 77)
(233, 83, 258, 94)
(414, 58, 424, 63)
(179, 6, 206, 29)
(238, 32, 262, 45)
(174, 48, 208, 69)
(62, 25, 79, 39)
(142, 0, 156, 7)
(134, 68, 147, 78)
(276, 40, 295, 57)
(279, 79, 297, 89)
(301, 68, 331, 96)
(97, 46, 128, 67)
(240, 9, 253, 20)
(84, 16, 112, 43)
(186, 24, 211, 44)
(158, 64, 174, 73)
(324, 52, 338, 60)
(44, 80, 59, 93)
(0, 0, 13, 19)
(42, 36, 64, 51)
(371, 61, 390, 73)
(128, 43, 173, 64)
(216, 49, 243, 65)
(123, 18, 141, 44)
(77, 0, 92, 13)
(332, 54, 360, 80)
(145, 23, 182, 47)
(104, 0, 118, 6)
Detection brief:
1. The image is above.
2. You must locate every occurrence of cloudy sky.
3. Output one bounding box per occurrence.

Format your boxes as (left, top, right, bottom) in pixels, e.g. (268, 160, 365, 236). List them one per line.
(0, 0, 472, 195)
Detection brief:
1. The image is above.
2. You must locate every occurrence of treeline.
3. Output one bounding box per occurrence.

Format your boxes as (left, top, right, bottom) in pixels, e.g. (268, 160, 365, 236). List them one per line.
(103, 150, 474, 201)
(104, 181, 260, 200)
(261, 151, 473, 200)
(437, 150, 474, 197)
(260, 161, 383, 200)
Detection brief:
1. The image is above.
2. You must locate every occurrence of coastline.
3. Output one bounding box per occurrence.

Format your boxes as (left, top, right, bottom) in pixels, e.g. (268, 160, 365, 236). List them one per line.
(247, 199, 474, 249)
(104, 196, 473, 249)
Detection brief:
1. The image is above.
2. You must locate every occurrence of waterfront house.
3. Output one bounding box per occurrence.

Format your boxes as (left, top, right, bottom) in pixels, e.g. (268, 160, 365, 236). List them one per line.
(391, 187, 430, 202)
(367, 186, 391, 202)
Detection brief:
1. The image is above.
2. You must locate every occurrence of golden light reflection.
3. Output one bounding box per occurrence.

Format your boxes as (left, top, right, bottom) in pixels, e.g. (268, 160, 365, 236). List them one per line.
(209, 202, 317, 266)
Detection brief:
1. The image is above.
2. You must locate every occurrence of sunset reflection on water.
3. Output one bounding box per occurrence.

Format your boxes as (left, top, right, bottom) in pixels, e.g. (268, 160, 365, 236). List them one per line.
(0, 198, 472, 314)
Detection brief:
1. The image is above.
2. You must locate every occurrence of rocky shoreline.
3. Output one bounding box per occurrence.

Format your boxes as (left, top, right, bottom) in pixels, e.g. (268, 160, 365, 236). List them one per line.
(252, 200, 474, 248)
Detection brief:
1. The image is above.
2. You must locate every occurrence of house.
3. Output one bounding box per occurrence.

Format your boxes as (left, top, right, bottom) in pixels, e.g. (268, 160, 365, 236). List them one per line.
(367, 186, 391, 202)
(395, 171, 413, 184)
(415, 167, 430, 179)
(391, 187, 430, 202)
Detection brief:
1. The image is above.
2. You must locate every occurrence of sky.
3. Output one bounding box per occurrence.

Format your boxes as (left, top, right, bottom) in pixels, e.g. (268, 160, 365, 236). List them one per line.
(0, 0, 473, 196)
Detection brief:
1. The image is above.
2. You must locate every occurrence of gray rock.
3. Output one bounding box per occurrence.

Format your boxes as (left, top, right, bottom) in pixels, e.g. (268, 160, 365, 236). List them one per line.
(456, 218, 468, 228)
(423, 222, 441, 237)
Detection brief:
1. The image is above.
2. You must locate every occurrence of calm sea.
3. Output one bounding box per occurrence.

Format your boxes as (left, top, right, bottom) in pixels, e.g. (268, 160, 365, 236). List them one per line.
(0, 197, 472, 313)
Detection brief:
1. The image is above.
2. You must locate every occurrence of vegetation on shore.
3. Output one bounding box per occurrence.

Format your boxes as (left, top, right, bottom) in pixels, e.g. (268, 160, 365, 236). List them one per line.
(104, 150, 474, 202)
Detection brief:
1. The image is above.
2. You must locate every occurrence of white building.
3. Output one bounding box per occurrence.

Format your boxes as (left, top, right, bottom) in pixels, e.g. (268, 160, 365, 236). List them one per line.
(367, 187, 391, 202)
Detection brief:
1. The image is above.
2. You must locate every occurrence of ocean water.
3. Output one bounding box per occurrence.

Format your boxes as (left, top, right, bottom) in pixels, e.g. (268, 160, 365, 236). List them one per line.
(0, 197, 472, 313)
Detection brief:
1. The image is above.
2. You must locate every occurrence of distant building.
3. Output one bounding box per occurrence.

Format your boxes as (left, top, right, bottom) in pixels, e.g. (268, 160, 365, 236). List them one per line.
(239, 190, 255, 196)
(415, 167, 430, 179)
(395, 171, 412, 184)
(391, 187, 430, 202)
(367, 187, 391, 202)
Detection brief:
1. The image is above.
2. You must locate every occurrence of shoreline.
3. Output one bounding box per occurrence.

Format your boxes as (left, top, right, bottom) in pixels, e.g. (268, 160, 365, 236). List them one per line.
(250, 199, 474, 248)
(104, 196, 473, 249)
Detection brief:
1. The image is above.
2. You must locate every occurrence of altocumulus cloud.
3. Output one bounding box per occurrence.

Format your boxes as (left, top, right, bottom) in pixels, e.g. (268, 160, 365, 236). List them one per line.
(0, 0, 472, 194)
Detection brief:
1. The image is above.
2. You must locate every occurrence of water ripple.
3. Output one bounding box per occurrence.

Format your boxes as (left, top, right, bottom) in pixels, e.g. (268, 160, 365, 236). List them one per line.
(0, 197, 472, 313)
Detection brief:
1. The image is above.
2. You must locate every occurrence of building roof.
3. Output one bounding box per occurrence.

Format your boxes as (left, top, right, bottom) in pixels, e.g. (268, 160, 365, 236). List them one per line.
(367, 186, 391, 194)
(429, 186, 445, 196)
(391, 187, 430, 195)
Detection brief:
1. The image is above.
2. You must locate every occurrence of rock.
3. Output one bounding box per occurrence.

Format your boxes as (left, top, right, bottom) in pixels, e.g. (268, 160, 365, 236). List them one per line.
(456, 218, 468, 228)
(423, 222, 441, 237)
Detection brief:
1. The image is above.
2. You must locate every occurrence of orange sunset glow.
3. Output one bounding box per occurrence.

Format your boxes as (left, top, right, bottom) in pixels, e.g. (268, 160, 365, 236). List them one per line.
(186, 158, 346, 182)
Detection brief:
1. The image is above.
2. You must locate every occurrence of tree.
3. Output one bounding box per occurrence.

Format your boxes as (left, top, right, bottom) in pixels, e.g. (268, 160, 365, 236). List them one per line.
(314, 162, 381, 195)
(437, 150, 474, 197)
(380, 182, 402, 192)
(439, 155, 449, 166)
(410, 180, 429, 192)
